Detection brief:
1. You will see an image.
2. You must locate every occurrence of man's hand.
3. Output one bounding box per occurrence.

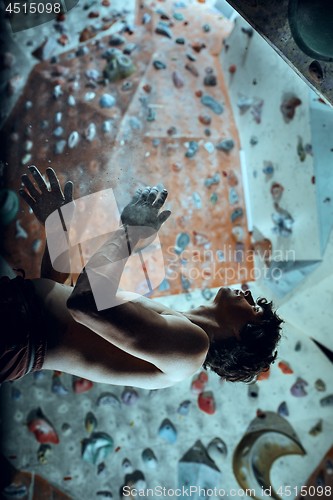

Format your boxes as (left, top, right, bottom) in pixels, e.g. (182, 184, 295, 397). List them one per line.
(121, 186, 171, 232)
(19, 166, 74, 225)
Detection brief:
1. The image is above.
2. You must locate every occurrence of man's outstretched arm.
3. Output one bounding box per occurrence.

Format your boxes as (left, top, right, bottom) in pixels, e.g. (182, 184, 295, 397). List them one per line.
(66, 186, 208, 380)
(19, 166, 74, 284)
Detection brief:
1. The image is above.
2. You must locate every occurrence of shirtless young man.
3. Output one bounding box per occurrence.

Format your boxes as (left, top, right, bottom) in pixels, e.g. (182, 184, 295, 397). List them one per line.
(0, 167, 282, 388)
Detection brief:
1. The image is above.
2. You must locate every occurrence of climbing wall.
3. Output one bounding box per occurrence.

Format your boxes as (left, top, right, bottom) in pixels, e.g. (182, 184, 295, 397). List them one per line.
(1, 0, 253, 297)
(1, 1, 333, 499)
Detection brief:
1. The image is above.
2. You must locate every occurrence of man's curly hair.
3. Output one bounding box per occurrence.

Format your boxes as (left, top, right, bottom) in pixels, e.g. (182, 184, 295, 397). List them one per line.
(203, 298, 283, 383)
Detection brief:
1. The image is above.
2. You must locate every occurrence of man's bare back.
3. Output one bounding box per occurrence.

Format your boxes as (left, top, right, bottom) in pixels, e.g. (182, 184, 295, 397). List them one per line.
(32, 278, 208, 389)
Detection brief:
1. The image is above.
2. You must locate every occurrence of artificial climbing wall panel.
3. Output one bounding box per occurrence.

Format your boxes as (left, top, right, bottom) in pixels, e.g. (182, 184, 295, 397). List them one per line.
(1, 0, 253, 297)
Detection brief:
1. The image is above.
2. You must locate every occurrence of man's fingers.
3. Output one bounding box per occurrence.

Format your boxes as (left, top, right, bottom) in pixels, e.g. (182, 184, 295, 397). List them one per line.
(19, 188, 36, 209)
(28, 165, 48, 192)
(153, 189, 168, 209)
(158, 210, 171, 225)
(131, 188, 142, 204)
(46, 167, 63, 197)
(140, 186, 151, 201)
(64, 181, 74, 203)
(21, 174, 41, 200)
(147, 186, 159, 204)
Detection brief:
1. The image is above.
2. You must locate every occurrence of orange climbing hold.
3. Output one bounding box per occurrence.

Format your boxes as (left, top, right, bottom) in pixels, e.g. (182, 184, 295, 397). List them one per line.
(191, 371, 208, 393)
(278, 361, 294, 374)
(257, 368, 271, 381)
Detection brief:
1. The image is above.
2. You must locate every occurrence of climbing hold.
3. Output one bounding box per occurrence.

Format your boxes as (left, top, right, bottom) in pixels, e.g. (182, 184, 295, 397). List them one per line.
(172, 71, 184, 88)
(309, 419, 323, 436)
(175, 232, 190, 254)
(185, 63, 199, 77)
(68, 131, 80, 149)
(99, 94, 116, 108)
(146, 107, 156, 122)
(27, 408, 59, 444)
(297, 136, 306, 162)
(248, 383, 259, 398)
(85, 412, 98, 433)
(15, 220, 27, 239)
(204, 142, 214, 154)
(278, 361, 293, 374)
(320, 394, 333, 407)
(142, 448, 158, 469)
(173, 12, 184, 21)
(191, 371, 208, 394)
(53, 126, 64, 137)
(207, 437, 227, 459)
(85, 123, 97, 142)
(67, 95, 76, 107)
(11, 387, 22, 400)
(229, 64, 237, 74)
(202, 23, 211, 33)
(0, 189, 19, 226)
(82, 432, 114, 464)
(201, 95, 224, 114)
(73, 377, 93, 393)
(290, 378, 308, 397)
(204, 173, 220, 188)
(280, 94, 302, 123)
(262, 162, 274, 178)
(315, 379, 326, 392)
(54, 140, 66, 155)
(257, 369, 270, 381)
(204, 73, 217, 86)
(231, 208, 243, 222)
(198, 391, 216, 414)
(193, 230, 209, 246)
(250, 136, 258, 146)
(229, 187, 239, 205)
(102, 120, 113, 133)
(109, 34, 125, 46)
(121, 387, 139, 405)
(37, 443, 52, 464)
(277, 401, 289, 417)
(97, 392, 121, 407)
(153, 60, 166, 70)
(175, 37, 185, 44)
(185, 141, 199, 158)
(96, 491, 113, 498)
(251, 98, 264, 124)
(155, 22, 173, 38)
(158, 419, 177, 443)
(216, 139, 234, 152)
(198, 114, 211, 125)
(85, 91, 96, 101)
(270, 182, 284, 202)
(51, 374, 69, 395)
(177, 400, 191, 416)
(122, 458, 133, 473)
(192, 191, 202, 209)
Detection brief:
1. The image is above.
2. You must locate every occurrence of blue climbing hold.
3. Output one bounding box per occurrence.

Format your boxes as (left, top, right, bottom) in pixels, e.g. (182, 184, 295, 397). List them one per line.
(158, 419, 177, 443)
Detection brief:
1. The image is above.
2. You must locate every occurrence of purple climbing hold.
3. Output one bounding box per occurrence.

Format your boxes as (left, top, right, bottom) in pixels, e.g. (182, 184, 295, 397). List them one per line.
(290, 378, 308, 397)
(121, 387, 139, 405)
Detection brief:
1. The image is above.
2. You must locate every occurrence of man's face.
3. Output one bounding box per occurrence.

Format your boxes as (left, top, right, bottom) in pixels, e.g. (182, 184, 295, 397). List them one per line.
(213, 287, 263, 340)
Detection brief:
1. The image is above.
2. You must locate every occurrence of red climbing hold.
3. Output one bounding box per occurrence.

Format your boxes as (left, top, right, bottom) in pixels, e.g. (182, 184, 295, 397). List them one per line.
(198, 391, 216, 415)
(278, 361, 293, 374)
(73, 377, 94, 393)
